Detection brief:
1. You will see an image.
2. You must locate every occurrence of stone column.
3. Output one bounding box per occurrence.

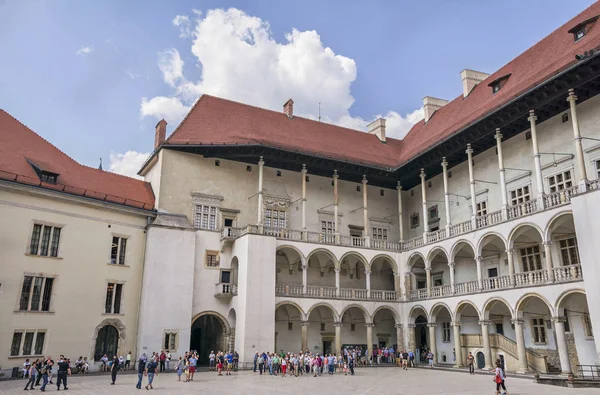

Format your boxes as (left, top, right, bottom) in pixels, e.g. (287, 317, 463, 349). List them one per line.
(452, 322, 463, 367)
(333, 170, 339, 241)
(506, 249, 515, 286)
(428, 323, 438, 364)
(544, 241, 555, 282)
(442, 157, 451, 232)
(395, 324, 405, 351)
(334, 322, 342, 355)
(552, 316, 572, 375)
(528, 110, 545, 202)
(365, 270, 371, 298)
(448, 262, 456, 294)
(301, 321, 309, 351)
(421, 168, 428, 241)
(480, 320, 493, 369)
(335, 268, 340, 297)
(567, 89, 588, 186)
(466, 144, 477, 227)
(366, 323, 374, 359)
(362, 175, 369, 245)
(476, 256, 483, 290)
(425, 266, 432, 297)
(495, 129, 508, 220)
(257, 156, 265, 226)
(397, 182, 404, 241)
(301, 164, 307, 238)
(302, 264, 308, 295)
(512, 318, 528, 373)
(408, 324, 416, 351)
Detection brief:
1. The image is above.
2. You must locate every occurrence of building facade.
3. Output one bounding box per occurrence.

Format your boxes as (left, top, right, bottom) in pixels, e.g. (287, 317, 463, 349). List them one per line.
(3, 2, 600, 377)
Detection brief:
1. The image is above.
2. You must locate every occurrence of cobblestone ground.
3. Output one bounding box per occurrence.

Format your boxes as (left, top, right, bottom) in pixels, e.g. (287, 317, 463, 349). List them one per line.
(1, 368, 598, 394)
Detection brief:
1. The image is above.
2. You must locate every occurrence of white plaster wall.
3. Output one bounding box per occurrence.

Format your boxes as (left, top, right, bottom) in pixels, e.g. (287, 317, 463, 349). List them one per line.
(143, 151, 162, 209)
(563, 295, 597, 366)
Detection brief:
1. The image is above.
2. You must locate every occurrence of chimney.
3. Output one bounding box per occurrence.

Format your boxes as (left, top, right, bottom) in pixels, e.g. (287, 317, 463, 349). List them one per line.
(283, 98, 294, 118)
(422, 96, 449, 123)
(367, 118, 386, 143)
(154, 119, 167, 149)
(460, 69, 490, 98)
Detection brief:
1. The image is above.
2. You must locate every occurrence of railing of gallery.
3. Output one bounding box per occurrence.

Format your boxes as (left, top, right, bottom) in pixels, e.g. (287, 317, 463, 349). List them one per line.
(219, 183, 593, 253)
(577, 365, 600, 379)
(276, 284, 398, 301)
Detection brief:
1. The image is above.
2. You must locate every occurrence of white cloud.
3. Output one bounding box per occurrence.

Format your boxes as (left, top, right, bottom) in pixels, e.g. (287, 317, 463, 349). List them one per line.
(140, 7, 422, 139)
(76, 46, 94, 56)
(108, 151, 151, 179)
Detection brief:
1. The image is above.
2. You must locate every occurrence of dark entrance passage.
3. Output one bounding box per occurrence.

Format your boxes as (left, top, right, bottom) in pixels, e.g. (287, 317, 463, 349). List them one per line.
(476, 351, 485, 369)
(94, 325, 118, 361)
(190, 315, 225, 365)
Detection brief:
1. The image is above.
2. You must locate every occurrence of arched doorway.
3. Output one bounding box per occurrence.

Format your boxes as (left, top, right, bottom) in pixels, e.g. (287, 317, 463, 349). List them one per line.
(94, 325, 118, 361)
(190, 313, 229, 365)
(476, 351, 485, 369)
(275, 303, 304, 353)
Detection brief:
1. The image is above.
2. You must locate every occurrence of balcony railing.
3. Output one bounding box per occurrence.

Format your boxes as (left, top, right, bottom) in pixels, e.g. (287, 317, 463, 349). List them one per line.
(339, 287, 368, 299)
(276, 284, 397, 301)
(306, 285, 337, 298)
(454, 280, 479, 295)
(449, 220, 472, 237)
(481, 274, 512, 291)
(544, 185, 580, 208)
(507, 199, 538, 219)
(426, 228, 446, 243)
(214, 283, 238, 298)
(553, 264, 583, 282)
(475, 210, 503, 229)
(514, 268, 548, 286)
(275, 283, 304, 297)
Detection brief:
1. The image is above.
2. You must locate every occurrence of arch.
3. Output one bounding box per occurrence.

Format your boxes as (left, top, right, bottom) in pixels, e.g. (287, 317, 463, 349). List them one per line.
(430, 302, 454, 322)
(372, 305, 401, 325)
(408, 304, 429, 322)
(340, 303, 372, 324)
(507, 222, 544, 249)
(90, 318, 126, 361)
(369, 254, 398, 273)
(340, 251, 370, 270)
(450, 239, 476, 261)
(455, 300, 482, 321)
(515, 292, 554, 317)
(481, 297, 514, 320)
(306, 248, 339, 268)
(477, 231, 508, 257)
(276, 244, 306, 262)
(427, 246, 450, 264)
(191, 310, 231, 334)
(555, 288, 586, 312)
(306, 302, 339, 322)
(275, 300, 307, 321)
(544, 210, 574, 242)
(406, 251, 426, 270)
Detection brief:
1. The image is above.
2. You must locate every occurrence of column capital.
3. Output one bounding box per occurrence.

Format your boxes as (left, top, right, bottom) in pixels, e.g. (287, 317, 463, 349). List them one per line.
(552, 316, 567, 324)
(494, 128, 503, 140)
(510, 318, 524, 325)
(475, 255, 483, 263)
(364, 269, 371, 275)
(258, 156, 265, 165)
(404, 271, 411, 277)
(394, 324, 403, 329)
(333, 169, 339, 179)
(334, 268, 341, 274)
(451, 321, 461, 327)
(506, 248, 514, 255)
(397, 181, 403, 191)
(466, 143, 473, 154)
(527, 110, 538, 122)
(427, 323, 438, 328)
(362, 174, 368, 184)
(420, 168, 426, 179)
(441, 157, 448, 167)
(567, 88, 578, 103)
(301, 263, 308, 270)
(448, 261, 455, 268)
(301, 164, 307, 173)
(300, 321, 310, 327)
(543, 241, 552, 247)
(333, 321, 343, 327)
(425, 267, 431, 272)
(478, 320, 491, 326)
(407, 324, 417, 329)
(364, 323, 375, 328)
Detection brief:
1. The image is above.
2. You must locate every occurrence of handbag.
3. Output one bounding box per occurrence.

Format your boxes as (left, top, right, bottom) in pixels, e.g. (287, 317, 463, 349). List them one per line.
(495, 373, 503, 384)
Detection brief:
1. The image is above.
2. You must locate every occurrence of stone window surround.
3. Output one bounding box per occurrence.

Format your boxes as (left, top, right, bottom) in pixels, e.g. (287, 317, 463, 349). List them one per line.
(205, 250, 220, 269)
(163, 329, 179, 352)
(9, 329, 47, 358)
(103, 280, 125, 316)
(15, 273, 57, 314)
(192, 192, 223, 231)
(25, 220, 66, 259)
(108, 233, 130, 266)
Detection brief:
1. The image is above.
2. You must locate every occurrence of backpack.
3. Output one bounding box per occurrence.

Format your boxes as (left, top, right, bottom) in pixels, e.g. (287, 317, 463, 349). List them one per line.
(257, 357, 264, 364)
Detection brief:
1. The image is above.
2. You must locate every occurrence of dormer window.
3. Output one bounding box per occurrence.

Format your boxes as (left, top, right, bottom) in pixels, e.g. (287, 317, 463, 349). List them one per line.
(575, 28, 585, 41)
(26, 159, 59, 185)
(568, 15, 599, 42)
(488, 73, 511, 94)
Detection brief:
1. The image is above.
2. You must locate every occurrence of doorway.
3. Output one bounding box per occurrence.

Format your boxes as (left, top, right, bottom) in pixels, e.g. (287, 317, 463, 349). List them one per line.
(323, 340, 332, 355)
(476, 351, 485, 369)
(190, 314, 226, 365)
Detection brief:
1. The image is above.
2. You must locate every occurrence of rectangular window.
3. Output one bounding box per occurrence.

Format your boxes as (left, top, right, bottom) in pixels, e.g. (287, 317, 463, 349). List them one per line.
(320, 323, 325, 331)
(10, 331, 45, 356)
(22, 332, 35, 356)
(519, 245, 542, 272)
(531, 318, 547, 344)
(559, 237, 580, 266)
(321, 220, 335, 234)
(548, 170, 573, 193)
(19, 276, 53, 312)
(476, 201, 488, 216)
(564, 309, 571, 333)
(34, 332, 45, 355)
(194, 205, 218, 230)
(110, 237, 128, 265)
(372, 227, 388, 241)
(429, 206, 438, 221)
(583, 313, 594, 338)
(206, 251, 219, 267)
(288, 322, 293, 330)
(595, 160, 600, 179)
(164, 332, 177, 350)
(105, 283, 123, 314)
(351, 324, 356, 332)
(410, 213, 419, 229)
(496, 323, 504, 336)
(510, 185, 531, 206)
(29, 224, 61, 257)
(264, 208, 287, 229)
(442, 322, 451, 342)
(10, 332, 22, 356)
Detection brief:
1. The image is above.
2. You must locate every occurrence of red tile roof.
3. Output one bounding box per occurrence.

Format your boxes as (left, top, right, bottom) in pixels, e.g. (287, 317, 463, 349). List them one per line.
(165, 2, 600, 169)
(0, 110, 155, 211)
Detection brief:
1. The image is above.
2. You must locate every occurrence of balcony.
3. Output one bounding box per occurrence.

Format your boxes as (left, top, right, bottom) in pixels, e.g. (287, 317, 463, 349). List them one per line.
(214, 283, 238, 299)
(276, 284, 398, 301)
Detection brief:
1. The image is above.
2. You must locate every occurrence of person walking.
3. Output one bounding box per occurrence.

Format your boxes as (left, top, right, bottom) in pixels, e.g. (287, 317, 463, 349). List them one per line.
(145, 357, 159, 390)
(110, 355, 119, 385)
(209, 351, 216, 371)
(125, 351, 132, 370)
(467, 352, 475, 375)
(56, 355, 70, 390)
(166, 351, 172, 371)
(253, 352, 258, 372)
(494, 360, 508, 395)
(159, 350, 166, 372)
(189, 353, 197, 381)
(176, 357, 183, 381)
(226, 351, 233, 375)
(39, 360, 50, 392)
(427, 350, 434, 369)
(136, 355, 146, 389)
(258, 353, 265, 375)
(23, 358, 38, 390)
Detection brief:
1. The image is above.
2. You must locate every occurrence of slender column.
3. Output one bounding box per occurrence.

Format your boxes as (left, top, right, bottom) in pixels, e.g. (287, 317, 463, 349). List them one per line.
(333, 170, 339, 240)
(448, 262, 456, 294)
(425, 265, 432, 297)
(528, 111, 545, 201)
(512, 318, 528, 373)
(366, 323, 374, 359)
(301, 164, 307, 231)
(480, 320, 493, 369)
(397, 182, 404, 241)
(476, 256, 483, 290)
(495, 129, 508, 219)
(442, 157, 451, 232)
(567, 89, 588, 185)
(302, 264, 308, 295)
(334, 322, 342, 355)
(301, 321, 309, 351)
(420, 169, 428, 240)
(544, 241, 555, 282)
(506, 249, 515, 286)
(408, 324, 416, 351)
(552, 317, 572, 375)
(428, 323, 438, 364)
(466, 145, 477, 227)
(395, 324, 405, 351)
(335, 268, 340, 297)
(365, 269, 371, 298)
(452, 322, 463, 367)
(362, 175, 369, 241)
(257, 156, 265, 226)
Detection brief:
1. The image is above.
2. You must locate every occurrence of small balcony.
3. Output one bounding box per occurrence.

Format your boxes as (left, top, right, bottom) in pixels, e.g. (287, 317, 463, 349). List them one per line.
(214, 283, 238, 299)
(276, 284, 398, 301)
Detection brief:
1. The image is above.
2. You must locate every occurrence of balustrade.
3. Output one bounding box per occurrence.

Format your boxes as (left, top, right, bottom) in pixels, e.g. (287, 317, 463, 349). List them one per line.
(449, 220, 472, 237)
(340, 235, 366, 248)
(514, 269, 548, 287)
(306, 285, 337, 298)
(339, 288, 368, 299)
(553, 264, 583, 282)
(507, 200, 538, 219)
(454, 280, 479, 295)
(544, 185, 580, 208)
(426, 228, 446, 243)
(587, 179, 600, 191)
(476, 210, 503, 229)
(481, 275, 512, 291)
(275, 283, 303, 296)
(215, 283, 237, 296)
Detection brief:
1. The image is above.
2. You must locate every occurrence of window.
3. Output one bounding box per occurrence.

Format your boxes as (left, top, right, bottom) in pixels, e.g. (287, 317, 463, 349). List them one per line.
(356, 185, 361, 192)
(164, 332, 177, 351)
(306, 175, 310, 182)
(510, 185, 531, 206)
(104, 283, 123, 314)
(411, 190, 414, 196)
(488, 74, 511, 94)
(448, 171, 452, 178)
(442, 322, 451, 342)
(410, 213, 420, 229)
(277, 171, 282, 177)
(29, 224, 61, 257)
(531, 318, 547, 344)
(206, 251, 219, 268)
(559, 237, 580, 266)
(562, 113, 569, 123)
(563, 309, 571, 333)
(351, 324, 356, 332)
(496, 322, 504, 336)
(246, 165, 252, 172)
(372, 227, 388, 241)
(40, 172, 58, 184)
(525, 131, 531, 140)
(320, 323, 325, 331)
(476, 201, 488, 216)
(110, 237, 127, 265)
(214, 160, 220, 166)
(548, 170, 573, 193)
(429, 206, 438, 221)
(583, 313, 594, 338)
(264, 208, 287, 228)
(380, 189, 384, 196)
(288, 322, 293, 330)
(520, 245, 542, 272)
(194, 205, 218, 230)
(321, 220, 335, 235)
(428, 180, 432, 188)
(595, 160, 600, 179)
(19, 276, 54, 311)
(575, 28, 586, 41)
(10, 331, 46, 356)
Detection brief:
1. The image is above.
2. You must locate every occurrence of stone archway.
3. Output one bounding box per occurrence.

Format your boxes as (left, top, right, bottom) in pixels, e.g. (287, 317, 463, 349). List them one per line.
(90, 318, 126, 362)
(190, 312, 230, 365)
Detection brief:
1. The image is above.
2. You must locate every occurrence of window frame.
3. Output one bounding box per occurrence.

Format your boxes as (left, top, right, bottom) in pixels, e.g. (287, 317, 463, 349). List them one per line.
(28, 223, 62, 258)
(163, 331, 178, 351)
(476, 201, 488, 217)
(410, 213, 420, 229)
(321, 220, 335, 235)
(18, 275, 54, 312)
(583, 313, 594, 339)
(558, 237, 580, 266)
(509, 185, 531, 206)
(104, 282, 124, 314)
(547, 170, 573, 193)
(371, 227, 388, 241)
(10, 330, 46, 357)
(519, 245, 543, 272)
(531, 318, 548, 345)
(442, 322, 451, 343)
(264, 207, 287, 229)
(110, 236, 128, 265)
(205, 250, 220, 268)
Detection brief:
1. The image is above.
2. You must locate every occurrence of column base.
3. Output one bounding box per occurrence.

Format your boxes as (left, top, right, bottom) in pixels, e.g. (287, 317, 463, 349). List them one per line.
(516, 368, 529, 374)
(453, 364, 464, 368)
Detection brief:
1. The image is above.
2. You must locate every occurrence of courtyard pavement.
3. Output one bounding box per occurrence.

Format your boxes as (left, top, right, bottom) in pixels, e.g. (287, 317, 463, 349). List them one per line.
(0, 368, 598, 394)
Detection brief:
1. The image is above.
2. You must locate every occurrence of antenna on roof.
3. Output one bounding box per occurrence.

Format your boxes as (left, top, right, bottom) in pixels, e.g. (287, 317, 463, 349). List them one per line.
(98, 157, 103, 171)
(318, 102, 321, 122)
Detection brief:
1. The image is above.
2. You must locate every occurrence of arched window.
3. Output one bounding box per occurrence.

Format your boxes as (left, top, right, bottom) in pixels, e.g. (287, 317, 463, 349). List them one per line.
(94, 325, 118, 361)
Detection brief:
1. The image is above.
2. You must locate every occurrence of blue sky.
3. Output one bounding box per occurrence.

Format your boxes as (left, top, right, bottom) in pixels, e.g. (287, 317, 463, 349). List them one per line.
(0, 0, 595, 177)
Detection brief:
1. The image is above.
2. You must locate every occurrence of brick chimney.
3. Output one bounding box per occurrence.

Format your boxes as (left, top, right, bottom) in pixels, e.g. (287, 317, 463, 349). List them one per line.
(460, 69, 490, 98)
(423, 96, 449, 123)
(283, 99, 294, 118)
(155, 119, 167, 149)
(367, 118, 386, 143)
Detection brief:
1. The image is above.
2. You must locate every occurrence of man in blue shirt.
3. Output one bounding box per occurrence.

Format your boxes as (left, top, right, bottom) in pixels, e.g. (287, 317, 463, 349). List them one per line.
(225, 352, 233, 375)
(136, 356, 146, 389)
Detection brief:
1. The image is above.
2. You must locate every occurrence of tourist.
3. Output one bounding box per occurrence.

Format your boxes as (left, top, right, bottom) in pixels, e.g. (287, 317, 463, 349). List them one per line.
(34, 359, 44, 386)
(293, 354, 300, 376)
(136, 354, 146, 389)
(233, 350, 239, 371)
(100, 354, 108, 372)
(402, 350, 408, 370)
(209, 351, 216, 371)
(39, 359, 50, 392)
(493, 360, 508, 395)
(119, 355, 125, 370)
(145, 357, 159, 390)
(281, 354, 287, 377)
(23, 359, 31, 379)
(110, 355, 119, 385)
(166, 351, 172, 371)
(427, 350, 434, 369)
(56, 355, 70, 390)
(253, 352, 258, 372)
(159, 350, 166, 372)
(45, 356, 54, 385)
(348, 352, 355, 376)
(176, 357, 183, 381)
(23, 358, 38, 390)
(226, 351, 233, 375)
(126, 351, 132, 370)
(408, 350, 415, 367)
(257, 352, 265, 375)
(189, 352, 197, 381)
(467, 352, 475, 375)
